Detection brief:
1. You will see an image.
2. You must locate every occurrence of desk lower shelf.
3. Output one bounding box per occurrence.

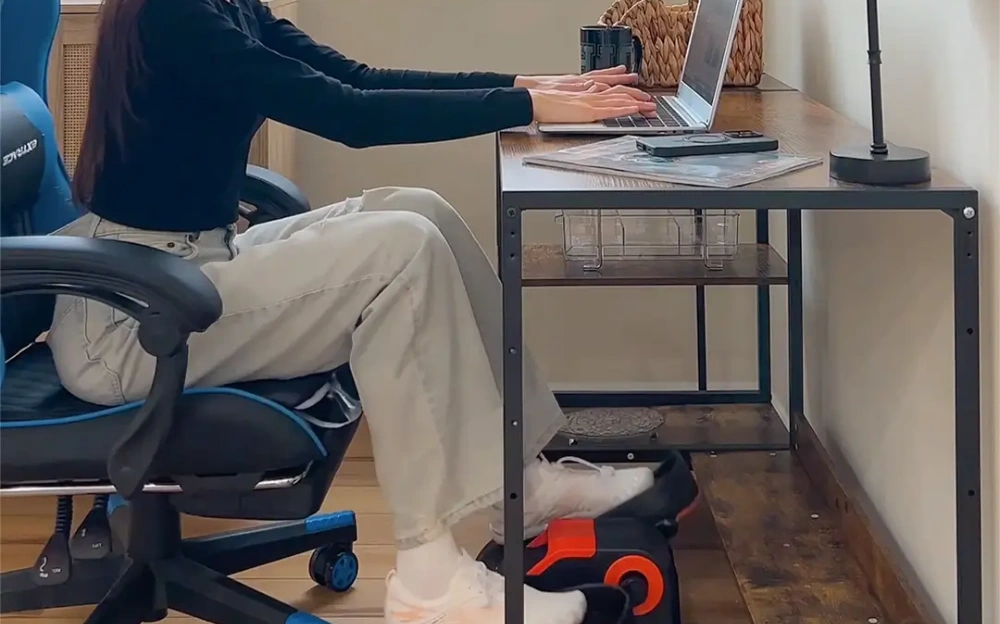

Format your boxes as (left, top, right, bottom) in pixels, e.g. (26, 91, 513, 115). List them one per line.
(522, 244, 788, 287)
(544, 403, 788, 462)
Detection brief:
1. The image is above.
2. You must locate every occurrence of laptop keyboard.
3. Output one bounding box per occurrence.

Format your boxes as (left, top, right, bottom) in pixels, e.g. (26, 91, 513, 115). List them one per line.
(602, 96, 687, 129)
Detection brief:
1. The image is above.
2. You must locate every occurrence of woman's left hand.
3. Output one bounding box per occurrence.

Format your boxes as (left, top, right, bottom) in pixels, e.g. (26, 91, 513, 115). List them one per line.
(514, 65, 639, 92)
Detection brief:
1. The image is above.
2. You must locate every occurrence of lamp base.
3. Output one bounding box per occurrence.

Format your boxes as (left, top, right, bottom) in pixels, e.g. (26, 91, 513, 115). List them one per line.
(829, 142, 931, 186)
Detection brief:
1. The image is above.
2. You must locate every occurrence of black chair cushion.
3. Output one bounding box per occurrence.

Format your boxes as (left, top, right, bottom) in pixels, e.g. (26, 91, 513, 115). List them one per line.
(0, 344, 344, 484)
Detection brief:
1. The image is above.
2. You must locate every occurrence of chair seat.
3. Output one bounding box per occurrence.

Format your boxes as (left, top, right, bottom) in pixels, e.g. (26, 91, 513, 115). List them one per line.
(1, 343, 346, 484)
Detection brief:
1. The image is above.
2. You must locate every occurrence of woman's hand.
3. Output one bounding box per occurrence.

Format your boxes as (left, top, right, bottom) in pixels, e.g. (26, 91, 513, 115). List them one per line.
(529, 86, 657, 123)
(514, 66, 639, 92)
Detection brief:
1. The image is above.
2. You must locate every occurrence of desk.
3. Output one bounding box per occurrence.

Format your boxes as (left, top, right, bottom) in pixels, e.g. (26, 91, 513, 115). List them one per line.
(495, 89, 981, 624)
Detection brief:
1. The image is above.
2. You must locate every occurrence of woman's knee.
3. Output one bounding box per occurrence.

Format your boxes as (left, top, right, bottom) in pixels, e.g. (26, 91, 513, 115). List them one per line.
(369, 210, 449, 261)
(364, 187, 463, 232)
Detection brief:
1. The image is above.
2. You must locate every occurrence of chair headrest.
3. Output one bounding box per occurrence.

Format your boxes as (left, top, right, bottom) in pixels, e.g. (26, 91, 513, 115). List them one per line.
(0, 86, 47, 218)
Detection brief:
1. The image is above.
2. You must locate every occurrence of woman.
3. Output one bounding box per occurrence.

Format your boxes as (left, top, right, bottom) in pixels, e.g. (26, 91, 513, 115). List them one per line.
(49, 1, 665, 623)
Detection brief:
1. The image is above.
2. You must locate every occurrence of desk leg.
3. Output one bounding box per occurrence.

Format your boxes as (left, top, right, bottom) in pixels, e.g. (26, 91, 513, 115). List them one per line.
(500, 201, 525, 624)
(756, 210, 772, 403)
(495, 137, 503, 281)
(696, 285, 708, 390)
(786, 210, 804, 446)
(951, 207, 982, 624)
(694, 210, 708, 390)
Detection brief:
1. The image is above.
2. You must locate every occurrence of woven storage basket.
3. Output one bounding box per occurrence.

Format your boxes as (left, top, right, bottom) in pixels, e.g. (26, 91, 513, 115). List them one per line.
(599, 0, 763, 88)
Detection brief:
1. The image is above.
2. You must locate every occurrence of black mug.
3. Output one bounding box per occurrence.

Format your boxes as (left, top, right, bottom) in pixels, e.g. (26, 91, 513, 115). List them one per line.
(580, 25, 643, 75)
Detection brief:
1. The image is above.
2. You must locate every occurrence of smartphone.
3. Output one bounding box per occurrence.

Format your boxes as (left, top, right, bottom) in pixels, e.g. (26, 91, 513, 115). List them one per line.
(636, 131, 779, 158)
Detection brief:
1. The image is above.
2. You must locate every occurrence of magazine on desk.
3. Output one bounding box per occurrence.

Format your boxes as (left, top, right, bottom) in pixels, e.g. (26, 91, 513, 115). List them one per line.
(523, 136, 824, 188)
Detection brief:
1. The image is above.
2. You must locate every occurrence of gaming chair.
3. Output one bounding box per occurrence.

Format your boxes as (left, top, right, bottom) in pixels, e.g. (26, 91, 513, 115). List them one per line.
(0, 1, 364, 622)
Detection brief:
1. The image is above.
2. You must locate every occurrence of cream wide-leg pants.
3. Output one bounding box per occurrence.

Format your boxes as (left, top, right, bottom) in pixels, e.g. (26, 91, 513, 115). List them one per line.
(47, 187, 567, 546)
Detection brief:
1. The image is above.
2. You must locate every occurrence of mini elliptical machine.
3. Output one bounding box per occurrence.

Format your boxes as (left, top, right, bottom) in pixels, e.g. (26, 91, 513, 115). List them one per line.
(477, 450, 698, 624)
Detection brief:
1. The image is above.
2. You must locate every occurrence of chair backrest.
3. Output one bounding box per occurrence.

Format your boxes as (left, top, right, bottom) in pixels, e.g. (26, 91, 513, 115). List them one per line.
(0, 0, 61, 101)
(1, 0, 80, 361)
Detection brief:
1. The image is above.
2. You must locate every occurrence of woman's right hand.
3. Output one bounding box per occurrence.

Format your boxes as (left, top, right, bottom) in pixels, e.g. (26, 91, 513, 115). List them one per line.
(528, 85, 658, 123)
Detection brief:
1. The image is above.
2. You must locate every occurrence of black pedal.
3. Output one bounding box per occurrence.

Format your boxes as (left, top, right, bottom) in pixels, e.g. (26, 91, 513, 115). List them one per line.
(70, 503, 113, 560)
(577, 584, 635, 624)
(33, 533, 71, 586)
(478, 517, 682, 624)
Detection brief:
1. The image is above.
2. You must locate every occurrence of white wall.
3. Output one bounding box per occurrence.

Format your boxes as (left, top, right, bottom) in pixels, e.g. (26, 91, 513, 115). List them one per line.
(763, 0, 999, 622)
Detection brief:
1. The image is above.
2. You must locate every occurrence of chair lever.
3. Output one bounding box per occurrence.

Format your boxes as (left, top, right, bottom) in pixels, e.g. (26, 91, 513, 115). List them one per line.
(33, 496, 73, 586)
(70, 495, 113, 560)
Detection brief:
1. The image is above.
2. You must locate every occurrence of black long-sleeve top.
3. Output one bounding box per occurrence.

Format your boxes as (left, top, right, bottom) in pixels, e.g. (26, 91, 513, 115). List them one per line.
(88, 0, 534, 231)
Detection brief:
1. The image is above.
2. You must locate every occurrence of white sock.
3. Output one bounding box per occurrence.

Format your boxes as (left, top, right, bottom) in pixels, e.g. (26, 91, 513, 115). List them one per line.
(394, 532, 464, 600)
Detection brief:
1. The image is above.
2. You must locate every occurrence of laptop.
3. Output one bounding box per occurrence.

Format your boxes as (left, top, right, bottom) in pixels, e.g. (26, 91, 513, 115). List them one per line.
(538, 0, 745, 135)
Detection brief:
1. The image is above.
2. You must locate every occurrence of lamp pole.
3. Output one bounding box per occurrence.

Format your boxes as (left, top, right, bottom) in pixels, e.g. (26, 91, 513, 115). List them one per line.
(865, 0, 887, 155)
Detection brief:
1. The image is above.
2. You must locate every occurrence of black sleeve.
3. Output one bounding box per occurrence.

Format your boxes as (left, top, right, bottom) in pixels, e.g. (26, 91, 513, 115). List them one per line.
(251, 0, 518, 90)
(139, 0, 533, 148)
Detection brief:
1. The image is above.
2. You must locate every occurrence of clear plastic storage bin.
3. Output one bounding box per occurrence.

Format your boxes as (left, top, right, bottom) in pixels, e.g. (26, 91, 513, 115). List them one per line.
(557, 209, 739, 270)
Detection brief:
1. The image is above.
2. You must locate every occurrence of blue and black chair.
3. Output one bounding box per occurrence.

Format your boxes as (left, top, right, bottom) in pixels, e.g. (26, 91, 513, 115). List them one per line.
(0, 1, 365, 622)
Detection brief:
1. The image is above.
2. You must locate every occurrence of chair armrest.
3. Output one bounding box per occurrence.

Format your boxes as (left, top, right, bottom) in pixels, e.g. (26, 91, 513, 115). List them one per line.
(1, 236, 222, 334)
(1, 236, 224, 498)
(242, 165, 311, 222)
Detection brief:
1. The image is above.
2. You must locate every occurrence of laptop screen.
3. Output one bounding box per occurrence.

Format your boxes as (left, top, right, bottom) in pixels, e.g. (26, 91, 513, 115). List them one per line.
(679, 0, 743, 108)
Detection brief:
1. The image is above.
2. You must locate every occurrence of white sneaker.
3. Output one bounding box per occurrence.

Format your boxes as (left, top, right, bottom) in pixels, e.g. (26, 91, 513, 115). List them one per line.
(490, 457, 654, 544)
(384, 552, 586, 624)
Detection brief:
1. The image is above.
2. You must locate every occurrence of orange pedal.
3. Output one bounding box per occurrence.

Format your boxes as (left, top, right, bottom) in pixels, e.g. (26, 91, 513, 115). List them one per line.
(478, 517, 681, 623)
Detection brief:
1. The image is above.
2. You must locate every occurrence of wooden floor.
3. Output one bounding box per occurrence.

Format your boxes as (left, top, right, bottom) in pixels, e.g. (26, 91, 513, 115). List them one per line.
(1, 452, 890, 623)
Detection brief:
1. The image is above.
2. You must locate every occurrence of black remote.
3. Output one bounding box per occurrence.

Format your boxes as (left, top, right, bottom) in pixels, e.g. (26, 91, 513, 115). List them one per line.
(636, 131, 779, 158)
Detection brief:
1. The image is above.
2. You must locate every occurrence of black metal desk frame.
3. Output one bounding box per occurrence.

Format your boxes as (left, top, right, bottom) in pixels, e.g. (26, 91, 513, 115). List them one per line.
(494, 143, 982, 624)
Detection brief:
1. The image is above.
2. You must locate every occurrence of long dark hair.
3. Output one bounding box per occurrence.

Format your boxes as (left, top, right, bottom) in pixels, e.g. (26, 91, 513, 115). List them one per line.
(72, 0, 148, 207)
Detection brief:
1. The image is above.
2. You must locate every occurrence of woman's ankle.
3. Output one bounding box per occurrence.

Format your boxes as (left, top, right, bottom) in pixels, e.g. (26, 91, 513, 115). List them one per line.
(394, 532, 464, 600)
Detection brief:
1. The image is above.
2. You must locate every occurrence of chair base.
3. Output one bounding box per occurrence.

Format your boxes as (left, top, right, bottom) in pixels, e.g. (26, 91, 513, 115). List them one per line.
(0, 494, 359, 624)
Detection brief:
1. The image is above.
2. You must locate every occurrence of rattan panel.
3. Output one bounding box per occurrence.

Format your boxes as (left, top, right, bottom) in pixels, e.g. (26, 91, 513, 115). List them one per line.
(61, 42, 93, 175)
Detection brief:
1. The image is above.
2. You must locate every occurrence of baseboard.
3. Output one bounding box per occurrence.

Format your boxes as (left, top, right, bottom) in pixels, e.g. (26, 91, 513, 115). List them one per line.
(794, 416, 946, 624)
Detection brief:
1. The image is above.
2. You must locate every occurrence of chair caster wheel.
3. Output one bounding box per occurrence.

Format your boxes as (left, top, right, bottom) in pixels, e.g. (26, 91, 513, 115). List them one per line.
(309, 545, 359, 592)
